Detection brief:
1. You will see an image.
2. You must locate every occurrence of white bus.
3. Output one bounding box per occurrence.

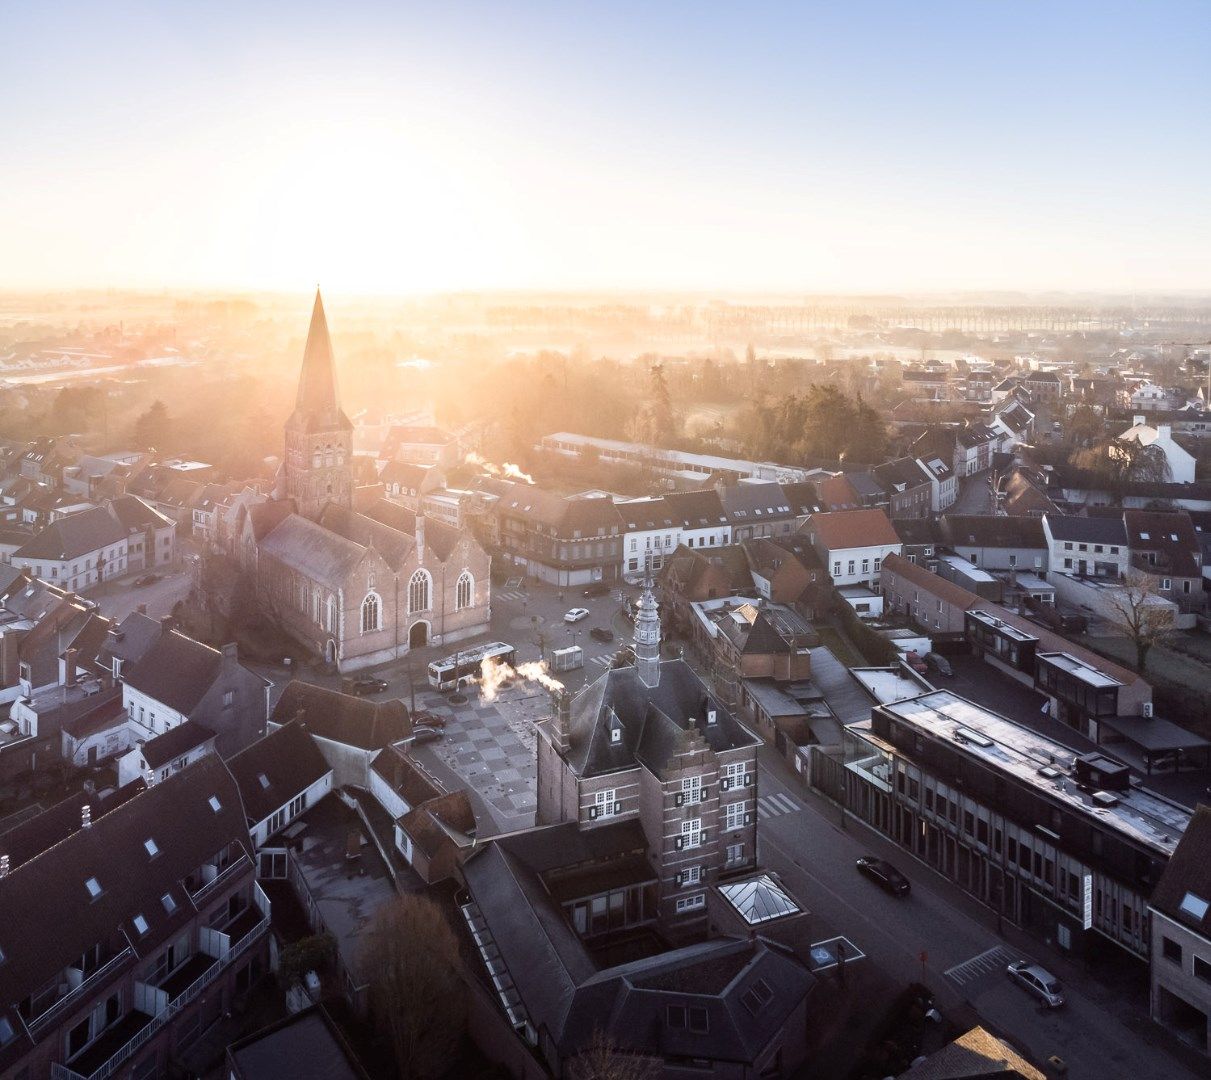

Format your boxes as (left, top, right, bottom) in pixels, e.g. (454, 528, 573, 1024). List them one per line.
(427, 641, 517, 691)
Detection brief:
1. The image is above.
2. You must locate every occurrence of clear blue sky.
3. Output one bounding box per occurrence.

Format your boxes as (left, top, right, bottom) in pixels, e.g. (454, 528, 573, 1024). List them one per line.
(4, 1, 1210, 294)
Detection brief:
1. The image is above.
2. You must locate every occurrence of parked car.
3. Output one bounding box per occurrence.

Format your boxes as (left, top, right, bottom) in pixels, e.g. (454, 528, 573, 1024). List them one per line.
(855, 856, 911, 897)
(342, 676, 388, 697)
(564, 607, 590, 623)
(583, 582, 611, 598)
(1006, 960, 1065, 1007)
(904, 650, 929, 675)
(411, 727, 443, 744)
(412, 710, 446, 728)
(926, 653, 952, 676)
(134, 574, 160, 587)
(590, 626, 615, 643)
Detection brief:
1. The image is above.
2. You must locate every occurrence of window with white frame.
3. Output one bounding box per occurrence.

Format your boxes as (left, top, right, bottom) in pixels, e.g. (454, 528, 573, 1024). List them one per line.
(681, 776, 702, 804)
(726, 842, 744, 865)
(408, 570, 431, 613)
(675, 893, 706, 913)
(680, 819, 702, 849)
(724, 802, 747, 831)
(591, 789, 618, 819)
(455, 571, 474, 611)
(681, 865, 702, 886)
(721, 762, 748, 791)
(361, 592, 381, 633)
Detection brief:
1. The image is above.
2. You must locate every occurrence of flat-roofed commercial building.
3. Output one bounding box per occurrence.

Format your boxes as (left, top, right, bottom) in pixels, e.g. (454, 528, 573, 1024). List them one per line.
(840, 690, 1190, 963)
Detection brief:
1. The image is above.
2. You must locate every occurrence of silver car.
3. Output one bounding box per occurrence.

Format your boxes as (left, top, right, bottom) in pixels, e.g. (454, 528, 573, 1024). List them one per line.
(1006, 960, 1065, 1007)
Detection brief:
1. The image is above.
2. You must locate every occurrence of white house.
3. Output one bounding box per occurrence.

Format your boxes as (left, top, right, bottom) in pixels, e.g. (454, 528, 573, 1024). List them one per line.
(1041, 513, 1130, 580)
(802, 509, 902, 590)
(915, 454, 957, 512)
(10, 504, 129, 592)
(1116, 418, 1197, 485)
(1131, 382, 1171, 411)
(618, 489, 731, 580)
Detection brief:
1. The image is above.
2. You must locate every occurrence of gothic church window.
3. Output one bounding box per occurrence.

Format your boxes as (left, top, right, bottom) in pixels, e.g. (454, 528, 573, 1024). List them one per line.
(409, 569, 431, 614)
(456, 571, 473, 611)
(361, 592, 381, 634)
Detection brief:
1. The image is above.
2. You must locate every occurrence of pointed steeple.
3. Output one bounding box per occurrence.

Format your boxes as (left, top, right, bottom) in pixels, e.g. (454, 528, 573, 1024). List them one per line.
(633, 555, 662, 688)
(288, 288, 352, 433)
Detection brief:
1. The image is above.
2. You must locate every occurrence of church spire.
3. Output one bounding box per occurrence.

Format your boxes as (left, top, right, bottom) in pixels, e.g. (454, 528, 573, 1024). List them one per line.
(289, 288, 352, 433)
(633, 555, 662, 688)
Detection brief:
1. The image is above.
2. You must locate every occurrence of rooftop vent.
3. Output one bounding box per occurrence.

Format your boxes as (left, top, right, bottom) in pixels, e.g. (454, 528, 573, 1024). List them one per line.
(1038, 766, 1061, 779)
(1091, 791, 1120, 809)
(953, 726, 994, 749)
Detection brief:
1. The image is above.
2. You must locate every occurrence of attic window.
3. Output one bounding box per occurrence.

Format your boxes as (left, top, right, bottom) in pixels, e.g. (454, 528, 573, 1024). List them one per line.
(257, 773, 271, 789)
(85, 876, 102, 899)
(1140, 532, 1150, 540)
(208, 795, 222, 813)
(1179, 892, 1209, 921)
(1170, 533, 1179, 542)
(133, 914, 149, 936)
(610, 727, 621, 745)
(143, 838, 159, 858)
(161, 892, 177, 914)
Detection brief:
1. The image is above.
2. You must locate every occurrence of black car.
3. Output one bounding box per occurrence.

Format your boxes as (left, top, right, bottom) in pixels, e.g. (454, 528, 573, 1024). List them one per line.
(342, 676, 388, 697)
(134, 573, 160, 587)
(583, 582, 611, 598)
(590, 627, 615, 643)
(856, 856, 911, 897)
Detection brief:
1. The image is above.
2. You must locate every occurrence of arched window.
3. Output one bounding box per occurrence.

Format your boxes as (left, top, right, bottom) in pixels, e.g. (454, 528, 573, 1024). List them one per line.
(361, 592, 381, 634)
(408, 570, 431, 614)
(312, 449, 322, 468)
(456, 571, 474, 611)
(327, 594, 338, 633)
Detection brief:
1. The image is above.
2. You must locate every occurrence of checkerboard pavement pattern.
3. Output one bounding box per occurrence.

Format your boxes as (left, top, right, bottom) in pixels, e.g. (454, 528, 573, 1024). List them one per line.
(415, 685, 542, 824)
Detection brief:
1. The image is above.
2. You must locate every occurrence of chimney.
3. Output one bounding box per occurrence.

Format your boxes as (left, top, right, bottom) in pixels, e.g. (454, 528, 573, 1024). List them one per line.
(62, 647, 79, 687)
(137, 604, 147, 615)
(415, 513, 425, 561)
(551, 689, 571, 755)
(81, 804, 92, 829)
(160, 615, 176, 633)
(0, 854, 8, 879)
(221, 642, 238, 661)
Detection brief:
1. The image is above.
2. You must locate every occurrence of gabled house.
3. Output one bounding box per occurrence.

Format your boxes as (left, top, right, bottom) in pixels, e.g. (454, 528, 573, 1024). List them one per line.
(228, 720, 334, 847)
(1116, 418, 1197, 484)
(1042, 514, 1129, 580)
(1123, 510, 1205, 613)
(800, 509, 901, 590)
(870, 457, 933, 519)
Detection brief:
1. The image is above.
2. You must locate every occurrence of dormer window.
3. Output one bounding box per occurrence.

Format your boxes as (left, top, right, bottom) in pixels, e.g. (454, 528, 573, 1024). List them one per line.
(610, 727, 621, 744)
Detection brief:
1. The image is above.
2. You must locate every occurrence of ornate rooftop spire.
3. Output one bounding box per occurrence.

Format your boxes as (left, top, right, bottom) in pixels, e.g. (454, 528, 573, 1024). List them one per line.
(633, 555, 661, 688)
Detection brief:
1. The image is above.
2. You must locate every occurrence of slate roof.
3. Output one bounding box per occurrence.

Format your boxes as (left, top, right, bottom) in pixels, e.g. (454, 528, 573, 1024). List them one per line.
(0, 757, 251, 1062)
(719, 482, 797, 522)
(244, 499, 296, 541)
(1043, 514, 1128, 545)
(1150, 803, 1211, 938)
(941, 515, 1046, 550)
(779, 481, 824, 516)
(379, 460, 433, 490)
(1123, 510, 1203, 578)
(803, 508, 900, 551)
(123, 629, 227, 716)
(560, 936, 815, 1061)
(260, 513, 367, 588)
(563, 660, 757, 779)
(140, 719, 216, 770)
(108, 493, 173, 532)
(99, 611, 164, 667)
(228, 721, 331, 824)
(369, 745, 442, 809)
(13, 504, 126, 561)
(0, 781, 144, 872)
(872, 457, 931, 496)
(272, 681, 411, 749)
(288, 290, 353, 434)
(318, 503, 415, 572)
(881, 554, 982, 611)
(360, 499, 464, 562)
(399, 790, 476, 859)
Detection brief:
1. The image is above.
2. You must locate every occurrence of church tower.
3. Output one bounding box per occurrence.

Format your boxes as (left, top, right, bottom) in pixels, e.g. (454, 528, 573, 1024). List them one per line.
(284, 289, 353, 521)
(633, 558, 662, 688)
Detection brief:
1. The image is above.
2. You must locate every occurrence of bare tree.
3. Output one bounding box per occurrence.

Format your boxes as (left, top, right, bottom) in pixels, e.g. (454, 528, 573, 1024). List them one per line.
(567, 1028, 660, 1080)
(1104, 571, 1176, 672)
(361, 894, 466, 1080)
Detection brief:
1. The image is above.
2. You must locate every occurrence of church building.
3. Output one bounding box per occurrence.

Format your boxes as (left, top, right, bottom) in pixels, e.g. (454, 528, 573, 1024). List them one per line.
(238, 290, 491, 671)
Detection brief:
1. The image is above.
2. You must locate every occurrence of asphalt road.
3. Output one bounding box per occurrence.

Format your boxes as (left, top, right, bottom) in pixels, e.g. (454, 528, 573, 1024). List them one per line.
(754, 747, 1204, 1080)
(88, 561, 194, 625)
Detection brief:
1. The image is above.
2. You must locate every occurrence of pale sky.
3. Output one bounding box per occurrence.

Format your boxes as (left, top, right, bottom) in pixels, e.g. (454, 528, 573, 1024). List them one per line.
(3, 1, 1210, 295)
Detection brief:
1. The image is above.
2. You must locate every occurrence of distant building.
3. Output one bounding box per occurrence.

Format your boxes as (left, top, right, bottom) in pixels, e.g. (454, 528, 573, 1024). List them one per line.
(801, 509, 901, 590)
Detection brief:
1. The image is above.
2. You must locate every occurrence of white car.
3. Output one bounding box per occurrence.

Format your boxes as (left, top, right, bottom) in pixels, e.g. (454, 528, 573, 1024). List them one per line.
(1006, 960, 1065, 1007)
(564, 607, 590, 623)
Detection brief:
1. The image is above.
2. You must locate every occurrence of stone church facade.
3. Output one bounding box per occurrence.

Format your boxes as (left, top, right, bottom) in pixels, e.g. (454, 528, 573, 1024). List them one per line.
(237, 290, 491, 671)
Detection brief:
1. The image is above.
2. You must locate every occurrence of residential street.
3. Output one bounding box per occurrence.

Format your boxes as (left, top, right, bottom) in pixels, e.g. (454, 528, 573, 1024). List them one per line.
(754, 746, 1205, 1080)
(950, 467, 995, 514)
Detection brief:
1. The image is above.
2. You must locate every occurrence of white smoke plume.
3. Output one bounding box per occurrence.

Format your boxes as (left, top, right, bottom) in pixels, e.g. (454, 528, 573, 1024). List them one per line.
(465, 451, 535, 485)
(476, 657, 564, 702)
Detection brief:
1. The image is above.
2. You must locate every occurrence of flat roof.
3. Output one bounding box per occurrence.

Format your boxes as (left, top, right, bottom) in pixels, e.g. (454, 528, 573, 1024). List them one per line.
(1037, 651, 1121, 688)
(877, 690, 1190, 856)
(1100, 714, 1211, 753)
(851, 666, 932, 705)
(967, 608, 1038, 643)
(939, 554, 997, 583)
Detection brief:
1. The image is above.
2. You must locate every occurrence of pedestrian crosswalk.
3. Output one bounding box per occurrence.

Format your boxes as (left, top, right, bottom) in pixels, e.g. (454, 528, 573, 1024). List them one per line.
(757, 792, 800, 820)
(589, 653, 616, 668)
(497, 589, 527, 602)
(944, 945, 1015, 988)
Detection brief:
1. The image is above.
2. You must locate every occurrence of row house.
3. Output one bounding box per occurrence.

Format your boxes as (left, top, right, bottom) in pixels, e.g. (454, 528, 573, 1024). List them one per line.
(801, 508, 902, 591)
(870, 457, 933, 519)
(718, 481, 803, 543)
(1123, 510, 1205, 613)
(1041, 514, 1130, 580)
(914, 454, 957, 512)
(618, 489, 731, 580)
(0, 757, 271, 1080)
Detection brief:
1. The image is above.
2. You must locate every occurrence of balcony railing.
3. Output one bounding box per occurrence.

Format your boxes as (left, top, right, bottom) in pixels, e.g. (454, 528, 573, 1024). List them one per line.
(28, 946, 135, 1039)
(50, 910, 269, 1080)
(188, 852, 251, 909)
